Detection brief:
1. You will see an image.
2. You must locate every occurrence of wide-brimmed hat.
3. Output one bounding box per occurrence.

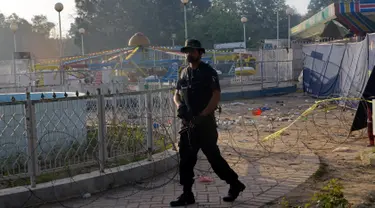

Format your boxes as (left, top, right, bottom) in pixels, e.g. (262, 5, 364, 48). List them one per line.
(180, 39, 205, 53)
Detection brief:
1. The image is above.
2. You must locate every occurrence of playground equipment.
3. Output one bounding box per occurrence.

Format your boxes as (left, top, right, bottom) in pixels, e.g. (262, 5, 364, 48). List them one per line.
(234, 54, 257, 76)
(30, 32, 198, 89)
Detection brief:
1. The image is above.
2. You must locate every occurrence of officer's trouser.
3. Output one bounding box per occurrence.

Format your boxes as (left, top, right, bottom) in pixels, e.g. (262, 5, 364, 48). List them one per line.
(178, 120, 238, 190)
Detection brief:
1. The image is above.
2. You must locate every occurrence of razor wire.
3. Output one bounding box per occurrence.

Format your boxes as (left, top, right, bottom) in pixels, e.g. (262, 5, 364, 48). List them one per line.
(0, 88, 371, 207)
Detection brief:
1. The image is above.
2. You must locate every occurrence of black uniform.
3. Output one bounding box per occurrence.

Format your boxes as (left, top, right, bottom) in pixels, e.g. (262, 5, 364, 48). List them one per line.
(176, 61, 239, 190)
(170, 39, 245, 207)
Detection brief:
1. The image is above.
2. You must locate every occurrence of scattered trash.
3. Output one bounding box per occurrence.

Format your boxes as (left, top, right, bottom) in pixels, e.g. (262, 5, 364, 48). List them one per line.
(266, 124, 273, 130)
(198, 176, 214, 183)
(277, 117, 290, 122)
(238, 139, 250, 143)
(230, 102, 245, 106)
(83, 193, 91, 199)
(332, 147, 350, 152)
(252, 108, 262, 116)
(260, 106, 271, 111)
(276, 101, 285, 106)
(245, 119, 255, 124)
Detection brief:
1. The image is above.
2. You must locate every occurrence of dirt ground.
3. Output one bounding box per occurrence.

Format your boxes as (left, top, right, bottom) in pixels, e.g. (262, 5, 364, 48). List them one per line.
(218, 93, 375, 207)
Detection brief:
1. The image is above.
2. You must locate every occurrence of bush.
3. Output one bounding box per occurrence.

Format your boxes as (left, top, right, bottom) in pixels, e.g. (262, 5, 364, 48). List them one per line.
(307, 179, 350, 208)
(281, 179, 350, 208)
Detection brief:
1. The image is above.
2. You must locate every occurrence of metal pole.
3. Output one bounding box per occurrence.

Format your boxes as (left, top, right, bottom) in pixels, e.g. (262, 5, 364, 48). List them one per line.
(288, 15, 291, 48)
(13, 33, 17, 52)
(183, 4, 188, 66)
(184, 4, 188, 40)
(277, 11, 279, 48)
(261, 48, 264, 90)
(81, 34, 85, 55)
(172, 38, 175, 47)
(213, 49, 217, 66)
(153, 49, 156, 67)
(97, 89, 107, 172)
(59, 12, 63, 57)
(58, 12, 64, 85)
(112, 81, 118, 125)
(243, 24, 246, 49)
(170, 82, 178, 147)
(13, 32, 17, 87)
(276, 11, 280, 87)
(145, 90, 153, 161)
(240, 52, 243, 91)
(26, 92, 38, 188)
(159, 82, 164, 125)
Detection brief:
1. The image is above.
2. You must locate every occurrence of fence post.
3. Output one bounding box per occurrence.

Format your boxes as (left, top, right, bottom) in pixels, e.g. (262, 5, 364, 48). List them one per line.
(25, 92, 38, 188)
(112, 85, 118, 125)
(145, 88, 153, 161)
(97, 88, 107, 172)
(276, 49, 280, 87)
(159, 81, 164, 125)
(170, 83, 178, 147)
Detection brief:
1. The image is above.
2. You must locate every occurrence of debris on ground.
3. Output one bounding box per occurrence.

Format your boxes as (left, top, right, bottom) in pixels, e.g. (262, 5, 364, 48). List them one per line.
(198, 176, 214, 183)
(83, 193, 91, 199)
(230, 102, 245, 106)
(332, 147, 351, 152)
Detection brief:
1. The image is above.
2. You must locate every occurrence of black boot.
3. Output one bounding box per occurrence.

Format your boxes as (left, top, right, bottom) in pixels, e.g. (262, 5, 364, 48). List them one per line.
(223, 180, 246, 202)
(170, 192, 195, 207)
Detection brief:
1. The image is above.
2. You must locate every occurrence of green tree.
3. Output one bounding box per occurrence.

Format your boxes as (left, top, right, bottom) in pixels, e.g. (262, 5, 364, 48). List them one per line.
(188, 5, 242, 47)
(307, 0, 337, 18)
(31, 15, 55, 36)
(0, 12, 78, 61)
(69, 0, 302, 51)
(190, 0, 211, 14)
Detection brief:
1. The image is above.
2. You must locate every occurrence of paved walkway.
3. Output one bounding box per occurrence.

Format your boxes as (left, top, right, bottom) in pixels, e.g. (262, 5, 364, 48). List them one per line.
(41, 125, 320, 208)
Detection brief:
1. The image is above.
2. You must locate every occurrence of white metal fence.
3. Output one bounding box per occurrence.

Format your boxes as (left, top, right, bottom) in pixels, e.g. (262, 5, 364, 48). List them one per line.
(0, 87, 177, 187)
(214, 49, 294, 90)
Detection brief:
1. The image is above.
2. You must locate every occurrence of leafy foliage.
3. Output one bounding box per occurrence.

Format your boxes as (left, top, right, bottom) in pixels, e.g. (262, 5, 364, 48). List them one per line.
(280, 179, 350, 208)
(306, 0, 339, 19)
(69, 0, 302, 52)
(309, 179, 350, 208)
(0, 12, 79, 60)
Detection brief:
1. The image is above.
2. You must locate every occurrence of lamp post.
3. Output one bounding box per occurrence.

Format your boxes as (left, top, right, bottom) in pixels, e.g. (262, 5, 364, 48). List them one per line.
(241, 17, 248, 50)
(181, 0, 189, 40)
(276, 10, 279, 48)
(10, 22, 18, 86)
(240, 17, 248, 88)
(171, 33, 176, 47)
(10, 23, 18, 52)
(79, 28, 85, 55)
(286, 8, 294, 49)
(55, 2, 64, 84)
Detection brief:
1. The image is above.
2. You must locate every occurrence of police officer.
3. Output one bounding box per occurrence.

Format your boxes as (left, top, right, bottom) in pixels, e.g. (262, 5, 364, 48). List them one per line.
(170, 39, 245, 207)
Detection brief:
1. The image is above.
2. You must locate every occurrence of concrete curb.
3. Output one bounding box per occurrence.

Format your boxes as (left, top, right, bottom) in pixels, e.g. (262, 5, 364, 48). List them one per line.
(221, 85, 297, 101)
(0, 150, 178, 208)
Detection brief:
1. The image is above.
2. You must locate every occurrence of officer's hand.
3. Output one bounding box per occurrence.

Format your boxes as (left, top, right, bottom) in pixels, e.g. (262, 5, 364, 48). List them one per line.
(199, 110, 209, 117)
(177, 104, 190, 120)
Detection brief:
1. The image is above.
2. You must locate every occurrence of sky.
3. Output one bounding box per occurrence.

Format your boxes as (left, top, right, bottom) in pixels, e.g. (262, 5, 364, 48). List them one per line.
(0, 0, 310, 35)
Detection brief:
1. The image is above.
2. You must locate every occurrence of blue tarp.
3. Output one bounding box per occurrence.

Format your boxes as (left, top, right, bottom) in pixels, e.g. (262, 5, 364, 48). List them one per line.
(302, 35, 369, 98)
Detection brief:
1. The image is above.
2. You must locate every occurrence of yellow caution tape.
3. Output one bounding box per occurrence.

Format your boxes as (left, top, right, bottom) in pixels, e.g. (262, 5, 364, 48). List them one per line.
(262, 97, 372, 142)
